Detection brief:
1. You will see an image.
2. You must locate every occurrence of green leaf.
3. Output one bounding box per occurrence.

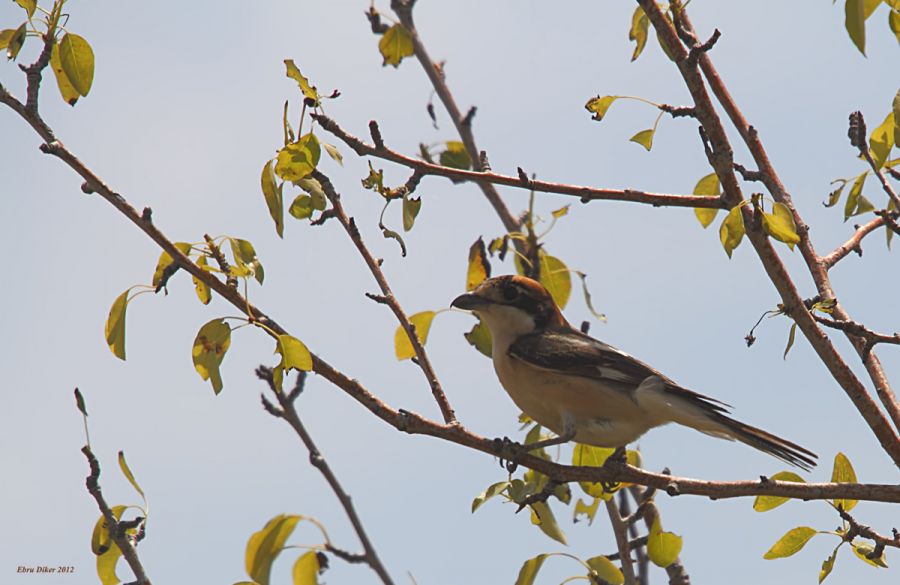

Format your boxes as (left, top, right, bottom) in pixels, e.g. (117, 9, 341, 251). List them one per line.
(283, 100, 295, 145)
(514, 554, 548, 585)
(322, 142, 343, 166)
(831, 452, 858, 511)
(762, 202, 800, 248)
(844, 173, 869, 220)
(15, 0, 36, 18)
(96, 541, 123, 585)
(283, 59, 319, 105)
(763, 526, 818, 559)
(572, 443, 616, 498)
(586, 556, 625, 585)
(439, 141, 472, 170)
(648, 517, 683, 568)
(539, 253, 572, 309)
(783, 322, 799, 360)
(719, 205, 746, 258)
(246, 515, 302, 585)
(292, 550, 320, 585)
(261, 159, 284, 238)
(852, 541, 889, 567)
(466, 237, 491, 291)
(59, 33, 95, 96)
(692, 172, 721, 228)
(275, 134, 321, 182)
(753, 471, 805, 511)
(395, 311, 437, 360)
(585, 95, 618, 121)
(379, 24, 414, 67)
(894, 89, 900, 146)
(276, 334, 313, 373)
(192, 318, 231, 395)
(193, 255, 211, 305)
(819, 544, 841, 583)
(74, 388, 88, 417)
(472, 481, 510, 512)
(50, 41, 80, 106)
(117, 450, 146, 501)
(289, 194, 314, 219)
(529, 501, 567, 545)
(91, 505, 127, 555)
(229, 238, 264, 285)
(573, 497, 601, 524)
(5, 23, 26, 61)
(869, 111, 895, 169)
(402, 195, 421, 231)
(105, 290, 130, 361)
(297, 177, 327, 210)
(629, 6, 650, 61)
(0, 29, 16, 51)
(845, 0, 868, 55)
(151, 242, 191, 289)
(464, 317, 493, 357)
(629, 128, 655, 151)
(825, 180, 847, 207)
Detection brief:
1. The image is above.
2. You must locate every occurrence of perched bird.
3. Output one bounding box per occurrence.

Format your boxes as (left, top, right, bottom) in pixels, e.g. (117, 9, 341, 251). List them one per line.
(451, 275, 817, 470)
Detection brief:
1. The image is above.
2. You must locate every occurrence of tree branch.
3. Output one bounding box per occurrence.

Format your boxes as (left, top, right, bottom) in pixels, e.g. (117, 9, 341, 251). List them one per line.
(821, 216, 886, 268)
(813, 314, 900, 360)
(837, 506, 900, 556)
(630, 484, 690, 585)
(606, 497, 636, 585)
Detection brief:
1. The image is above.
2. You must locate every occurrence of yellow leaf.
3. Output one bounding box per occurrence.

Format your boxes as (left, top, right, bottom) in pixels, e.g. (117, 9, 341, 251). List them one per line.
(539, 253, 572, 309)
(276, 334, 313, 372)
(379, 24, 414, 67)
(466, 237, 491, 291)
(719, 205, 745, 258)
(50, 41, 80, 106)
(96, 541, 123, 585)
(844, 172, 869, 220)
(261, 159, 283, 238)
(292, 551, 320, 585)
(394, 311, 437, 360)
(628, 6, 650, 61)
(151, 242, 191, 288)
(753, 471, 805, 512)
(117, 450, 145, 500)
(852, 542, 889, 568)
(648, 517, 683, 567)
(464, 317, 493, 357)
(572, 443, 617, 498)
(692, 172, 721, 228)
(629, 128, 655, 151)
(587, 555, 625, 585)
(402, 195, 421, 232)
(192, 319, 231, 395)
(14, 0, 36, 18)
(5, 23, 26, 60)
(105, 290, 130, 361)
(91, 506, 127, 555)
(193, 255, 212, 305)
(762, 202, 800, 248)
(891, 7, 900, 49)
(573, 497, 601, 524)
(245, 515, 302, 585)
(529, 501, 567, 545)
(845, 0, 867, 55)
(514, 554, 549, 585)
(275, 134, 321, 182)
(439, 140, 471, 170)
(283, 59, 319, 104)
(763, 526, 817, 559)
(831, 452, 858, 512)
(819, 544, 841, 583)
(585, 95, 618, 121)
(471, 480, 510, 513)
(59, 33, 95, 96)
(869, 111, 895, 169)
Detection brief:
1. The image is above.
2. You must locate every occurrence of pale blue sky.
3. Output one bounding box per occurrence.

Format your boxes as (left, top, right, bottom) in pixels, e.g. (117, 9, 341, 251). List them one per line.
(2, 1, 899, 584)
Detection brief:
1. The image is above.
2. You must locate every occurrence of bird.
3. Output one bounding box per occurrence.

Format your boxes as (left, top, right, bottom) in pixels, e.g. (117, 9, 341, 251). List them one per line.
(451, 274, 817, 471)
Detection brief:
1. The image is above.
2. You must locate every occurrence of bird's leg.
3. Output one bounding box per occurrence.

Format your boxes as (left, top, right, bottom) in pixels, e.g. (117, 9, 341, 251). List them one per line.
(600, 445, 628, 493)
(493, 414, 577, 472)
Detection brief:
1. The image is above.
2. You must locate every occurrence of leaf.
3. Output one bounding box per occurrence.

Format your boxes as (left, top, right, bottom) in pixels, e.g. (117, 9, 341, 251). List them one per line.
(648, 517, 683, 568)
(402, 195, 421, 231)
(192, 319, 232, 395)
(894, 89, 900, 146)
(6, 22, 26, 60)
(275, 134, 321, 182)
(869, 112, 895, 169)
(845, 0, 867, 55)
(466, 237, 491, 291)
(292, 550, 320, 585)
(572, 443, 617, 498)
(762, 202, 800, 248)
(381, 226, 407, 257)
(539, 253, 572, 309)
(193, 255, 212, 305)
(629, 128, 655, 151)
(844, 173, 870, 220)
(245, 515, 302, 585)
(297, 177, 327, 210)
(0, 29, 17, 51)
(831, 452, 858, 512)
(783, 322, 799, 360)
(117, 450, 145, 500)
(472, 481, 510, 512)
(824, 180, 847, 207)
(852, 541, 889, 567)
(261, 159, 283, 238)
(362, 161, 386, 193)
(283, 59, 319, 105)
(586, 556, 625, 585)
(573, 497, 601, 524)
(395, 311, 437, 360)
(50, 41, 80, 106)
(719, 205, 746, 258)
(105, 290, 130, 360)
(15, 0, 36, 18)
(96, 542, 123, 585)
(439, 141, 472, 170)
(379, 24, 414, 67)
(514, 554, 548, 585)
(763, 526, 818, 559)
(74, 388, 88, 417)
(551, 205, 570, 219)
(819, 544, 841, 583)
(322, 142, 343, 166)
(753, 471, 805, 511)
(91, 505, 127, 555)
(629, 6, 650, 61)
(230, 238, 265, 285)
(275, 334, 313, 376)
(151, 242, 191, 289)
(464, 317, 493, 357)
(692, 172, 721, 228)
(283, 100, 295, 145)
(289, 195, 314, 219)
(529, 501, 567, 545)
(59, 33, 95, 96)
(585, 95, 618, 121)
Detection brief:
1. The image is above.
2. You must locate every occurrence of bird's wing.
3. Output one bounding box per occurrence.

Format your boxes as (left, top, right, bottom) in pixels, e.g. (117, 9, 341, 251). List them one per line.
(507, 328, 731, 415)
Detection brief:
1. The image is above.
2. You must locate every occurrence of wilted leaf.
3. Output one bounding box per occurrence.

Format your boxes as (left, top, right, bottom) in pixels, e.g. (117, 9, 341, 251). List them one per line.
(275, 134, 321, 182)
(824, 180, 847, 207)
(753, 471, 805, 511)
(261, 159, 283, 238)
(105, 290, 130, 360)
(762, 202, 800, 248)
(763, 526, 818, 559)
(74, 388, 88, 417)
(464, 318, 492, 357)
(852, 542, 888, 568)
(193, 255, 211, 305)
(50, 41, 80, 106)
(472, 481, 510, 512)
(719, 205, 746, 258)
(466, 237, 491, 291)
(869, 112, 895, 169)
(783, 322, 799, 360)
(379, 24, 414, 67)
(693, 172, 721, 228)
(381, 226, 407, 256)
(539, 254, 571, 309)
(819, 544, 841, 583)
(245, 514, 302, 585)
(439, 141, 471, 170)
(395, 311, 437, 360)
(402, 195, 421, 231)
(59, 33, 94, 96)
(845, 0, 867, 55)
(323, 142, 343, 166)
(514, 554, 548, 585)
(831, 452, 858, 512)
(648, 517, 683, 568)
(586, 555, 625, 585)
(117, 451, 146, 502)
(629, 6, 650, 61)
(192, 318, 232, 395)
(283, 59, 319, 104)
(6, 23, 26, 60)
(529, 501, 567, 545)
(585, 95, 618, 121)
(361, 161, 386, 194)
(630, 127, 655, 151)
(292, 550, 320, 585)
(573, 497, 601, 524)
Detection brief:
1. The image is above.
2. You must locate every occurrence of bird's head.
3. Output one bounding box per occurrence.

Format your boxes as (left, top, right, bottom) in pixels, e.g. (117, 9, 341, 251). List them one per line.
(451, 275, 568, 340)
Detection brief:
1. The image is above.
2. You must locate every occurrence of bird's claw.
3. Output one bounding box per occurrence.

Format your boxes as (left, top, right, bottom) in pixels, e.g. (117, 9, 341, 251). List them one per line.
(598, 446, 628, 493)
(493, 436, 523, 473)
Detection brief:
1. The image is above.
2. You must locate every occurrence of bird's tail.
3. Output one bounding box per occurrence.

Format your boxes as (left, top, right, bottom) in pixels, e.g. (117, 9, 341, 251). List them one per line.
(695, 413, 818, 471)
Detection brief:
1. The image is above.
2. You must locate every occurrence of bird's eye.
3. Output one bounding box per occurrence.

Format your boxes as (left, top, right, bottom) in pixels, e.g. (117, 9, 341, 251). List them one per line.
(502, 285, 519, 301)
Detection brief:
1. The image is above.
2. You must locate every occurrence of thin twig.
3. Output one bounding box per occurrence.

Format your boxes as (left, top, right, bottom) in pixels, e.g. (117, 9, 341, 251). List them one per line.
(618, 490, 648, 585)
(813, 314, 900, 360)
(850, 111, 900, 211)
(605, 497, 636, 585)
(837, 506, 900, 557)
(821, 216, 886, 268)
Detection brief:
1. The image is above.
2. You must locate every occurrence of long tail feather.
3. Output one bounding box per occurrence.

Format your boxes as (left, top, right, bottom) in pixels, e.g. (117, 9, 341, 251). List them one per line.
(711, 414, 818, 471)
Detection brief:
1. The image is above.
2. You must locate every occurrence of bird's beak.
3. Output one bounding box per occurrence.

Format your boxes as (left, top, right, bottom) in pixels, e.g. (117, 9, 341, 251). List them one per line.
(451, 292, 489, 311)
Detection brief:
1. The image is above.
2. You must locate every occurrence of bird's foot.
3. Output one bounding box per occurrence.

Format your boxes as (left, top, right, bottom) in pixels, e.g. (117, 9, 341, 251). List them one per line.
(598, 446, 628, 493)
(493, 436, 525, 473)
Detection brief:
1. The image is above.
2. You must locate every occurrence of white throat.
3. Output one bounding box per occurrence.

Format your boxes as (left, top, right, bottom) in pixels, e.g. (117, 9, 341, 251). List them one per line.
(476, 305, 537, 356)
